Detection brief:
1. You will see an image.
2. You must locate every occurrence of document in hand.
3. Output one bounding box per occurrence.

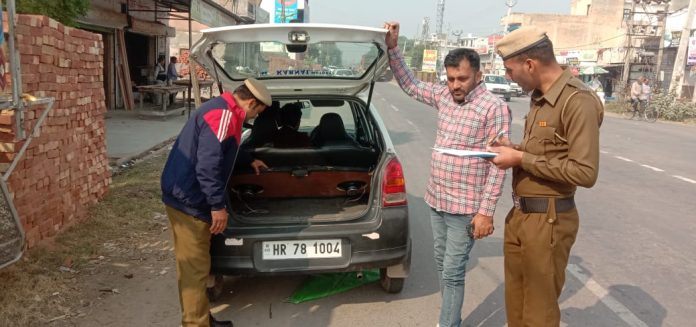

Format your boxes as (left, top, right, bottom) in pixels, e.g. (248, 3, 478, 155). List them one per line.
(432, 147, 498, 158)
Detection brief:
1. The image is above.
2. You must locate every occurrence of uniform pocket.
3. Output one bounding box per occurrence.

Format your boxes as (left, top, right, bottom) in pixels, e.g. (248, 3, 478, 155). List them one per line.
(536, 127, 569, 155)
(535, 126, 556, 144)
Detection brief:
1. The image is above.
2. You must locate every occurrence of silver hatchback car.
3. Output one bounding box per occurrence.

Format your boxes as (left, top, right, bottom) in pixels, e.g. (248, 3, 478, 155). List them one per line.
(191, 24, 412, 299)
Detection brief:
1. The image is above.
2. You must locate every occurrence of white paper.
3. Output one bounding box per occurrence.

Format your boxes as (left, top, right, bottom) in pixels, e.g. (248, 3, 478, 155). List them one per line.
(432, 147, 498, 158)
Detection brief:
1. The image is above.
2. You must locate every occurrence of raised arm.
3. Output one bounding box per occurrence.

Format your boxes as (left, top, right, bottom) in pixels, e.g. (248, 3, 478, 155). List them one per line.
(384, 22, 447, 108)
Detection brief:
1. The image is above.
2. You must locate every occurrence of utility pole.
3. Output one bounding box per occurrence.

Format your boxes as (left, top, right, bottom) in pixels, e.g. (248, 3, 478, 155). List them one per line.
(496, 0, 517, 76)
(622, 1, 637, 85)
(281, 0, 286, 23)
(436, 0, 445, 36)
(654, 2, 669, 91)
(503, 0, 518, 35)
(670, 0, 696, 98)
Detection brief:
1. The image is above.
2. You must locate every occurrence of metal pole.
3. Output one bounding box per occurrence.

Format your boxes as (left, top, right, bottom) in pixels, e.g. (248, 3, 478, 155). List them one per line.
(499, 0, 517, 76)
(7, 0, 24, 139)
(654, 4, 668, 91)
(670, 0, 696, 97)
(622, 1, 636, 86)
(281, 0, 286, 23)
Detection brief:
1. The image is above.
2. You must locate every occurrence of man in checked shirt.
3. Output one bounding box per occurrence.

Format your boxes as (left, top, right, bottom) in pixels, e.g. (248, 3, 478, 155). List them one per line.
(385, 22, 511, 327)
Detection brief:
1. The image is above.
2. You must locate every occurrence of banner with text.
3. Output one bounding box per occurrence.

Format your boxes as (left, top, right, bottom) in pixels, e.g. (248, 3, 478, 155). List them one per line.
(422, 49, 438, 72)
(275, 0, 298, 23)
(688, 37, 696, 65)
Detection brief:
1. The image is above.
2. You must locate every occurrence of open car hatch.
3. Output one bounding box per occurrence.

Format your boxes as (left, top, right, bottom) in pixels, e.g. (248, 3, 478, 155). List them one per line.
(190, 23, 389, 100)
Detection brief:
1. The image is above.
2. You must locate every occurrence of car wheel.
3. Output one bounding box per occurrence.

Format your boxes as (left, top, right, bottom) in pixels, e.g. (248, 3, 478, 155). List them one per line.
(505, 95, 511, 102)
(379, 268, 405, 293)
(206, 274, 224, 302)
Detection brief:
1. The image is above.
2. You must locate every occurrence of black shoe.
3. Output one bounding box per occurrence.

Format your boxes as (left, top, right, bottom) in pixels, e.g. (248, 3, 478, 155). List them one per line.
(209, 313, 233, 327)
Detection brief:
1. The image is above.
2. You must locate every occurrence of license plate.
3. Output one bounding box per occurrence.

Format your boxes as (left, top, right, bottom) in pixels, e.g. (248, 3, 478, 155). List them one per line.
(262, 239, 342, 260)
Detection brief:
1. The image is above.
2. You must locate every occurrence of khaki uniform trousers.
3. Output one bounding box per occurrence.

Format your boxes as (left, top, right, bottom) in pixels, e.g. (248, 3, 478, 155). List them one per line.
(503, 202, 579, 327)
(166, 206, 212, 327)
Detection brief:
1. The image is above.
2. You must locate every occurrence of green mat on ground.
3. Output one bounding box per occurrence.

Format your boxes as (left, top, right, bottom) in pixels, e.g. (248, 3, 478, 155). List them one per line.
(287, 269, 380, 304)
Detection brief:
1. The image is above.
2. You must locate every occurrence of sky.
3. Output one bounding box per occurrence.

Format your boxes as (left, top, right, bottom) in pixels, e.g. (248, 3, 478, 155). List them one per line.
(260, 0, 572, 38)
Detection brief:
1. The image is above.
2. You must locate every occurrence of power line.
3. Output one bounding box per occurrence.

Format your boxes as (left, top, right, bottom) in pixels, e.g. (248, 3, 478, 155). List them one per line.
(555, 34, 627, 50)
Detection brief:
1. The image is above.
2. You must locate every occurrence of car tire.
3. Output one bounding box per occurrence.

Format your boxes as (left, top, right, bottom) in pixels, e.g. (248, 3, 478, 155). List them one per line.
(206, 274, 224, 302)
(379, 268, 405, 293)
(505, 95, 511, 102)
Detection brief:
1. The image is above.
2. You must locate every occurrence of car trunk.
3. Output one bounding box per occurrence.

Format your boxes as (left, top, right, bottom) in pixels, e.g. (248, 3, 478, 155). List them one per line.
(191, 24, 391, 225)
(225, 93, 386, 224)
(227, 146, 380, 224)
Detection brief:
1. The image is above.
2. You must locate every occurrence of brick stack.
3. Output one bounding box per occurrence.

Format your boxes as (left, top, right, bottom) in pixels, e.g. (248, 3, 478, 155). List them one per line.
(0, 14, 111, 248)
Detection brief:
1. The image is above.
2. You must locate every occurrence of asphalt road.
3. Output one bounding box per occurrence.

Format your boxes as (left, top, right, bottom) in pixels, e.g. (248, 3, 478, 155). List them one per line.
(208, 82, 695, 327)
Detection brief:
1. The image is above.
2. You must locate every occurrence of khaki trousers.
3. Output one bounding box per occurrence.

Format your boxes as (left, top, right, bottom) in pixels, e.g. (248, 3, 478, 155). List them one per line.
(166, 206, 211, 327)
(503, 202, 579, 327)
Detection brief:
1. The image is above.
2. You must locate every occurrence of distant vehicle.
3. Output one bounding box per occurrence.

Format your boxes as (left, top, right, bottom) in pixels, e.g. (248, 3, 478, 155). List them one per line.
(439, 69, 447, 84)
(483, 74, 512, 102)
(333, 69, 354, 77)
(192, 23, 411, 299)
(509, 82, 524, 97)
(325, 65, 338, 74)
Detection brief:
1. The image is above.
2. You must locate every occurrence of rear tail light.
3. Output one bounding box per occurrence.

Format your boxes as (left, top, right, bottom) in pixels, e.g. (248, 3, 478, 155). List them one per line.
(382, 157, 407, 207)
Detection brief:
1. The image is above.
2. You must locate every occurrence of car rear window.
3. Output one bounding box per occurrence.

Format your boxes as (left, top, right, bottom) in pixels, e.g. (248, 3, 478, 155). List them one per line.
(485, 75, 508, 84)
(278, 100, 355, 134)
(211, 41, 380, 81)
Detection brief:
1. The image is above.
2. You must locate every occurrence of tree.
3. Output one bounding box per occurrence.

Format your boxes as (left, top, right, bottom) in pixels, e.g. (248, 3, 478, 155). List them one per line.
(409, 43, 426, 70)
(307, 42, 343, 67)
(14, 0, 90, 27)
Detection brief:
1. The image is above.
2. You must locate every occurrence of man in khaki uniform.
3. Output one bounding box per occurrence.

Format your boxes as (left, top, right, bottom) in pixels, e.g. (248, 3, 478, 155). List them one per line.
(488, 28, 603, 326)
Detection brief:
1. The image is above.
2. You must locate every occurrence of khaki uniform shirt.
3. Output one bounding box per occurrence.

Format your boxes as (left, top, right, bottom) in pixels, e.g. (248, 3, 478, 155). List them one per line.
(512, 69, 604, 198)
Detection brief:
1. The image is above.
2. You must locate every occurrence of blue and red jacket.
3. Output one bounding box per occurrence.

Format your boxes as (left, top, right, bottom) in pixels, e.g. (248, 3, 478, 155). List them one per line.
(161, 91, 251, 223)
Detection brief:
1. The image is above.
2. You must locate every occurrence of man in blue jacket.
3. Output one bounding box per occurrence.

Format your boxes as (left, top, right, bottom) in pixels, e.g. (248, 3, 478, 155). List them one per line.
(161, 78, 271, 327)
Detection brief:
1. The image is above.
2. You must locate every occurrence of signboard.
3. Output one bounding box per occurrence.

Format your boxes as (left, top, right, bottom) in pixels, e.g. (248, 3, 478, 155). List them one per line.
(275, 0, 298, 23)
(688, 37, 696, 66)
(566, 57, 579, 66)
(579, 49, 598, 62)
(671, 31, 682, 48)
(422, 49, 438, 72)
(487, 34, 503, 46)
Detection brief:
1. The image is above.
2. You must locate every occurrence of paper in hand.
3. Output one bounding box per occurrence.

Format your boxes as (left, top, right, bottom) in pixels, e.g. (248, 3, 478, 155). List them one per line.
(432, 147, 498, 158)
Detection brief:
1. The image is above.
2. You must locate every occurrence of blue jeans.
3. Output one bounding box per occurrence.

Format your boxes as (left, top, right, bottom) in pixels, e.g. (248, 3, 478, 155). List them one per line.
(430, 208, 475, 327)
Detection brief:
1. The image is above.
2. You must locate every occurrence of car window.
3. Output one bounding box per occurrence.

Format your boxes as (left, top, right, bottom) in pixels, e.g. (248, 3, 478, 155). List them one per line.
(279, 100, 356, 134)
(485, 75, 508, 84)
(211, 41, 380, 81)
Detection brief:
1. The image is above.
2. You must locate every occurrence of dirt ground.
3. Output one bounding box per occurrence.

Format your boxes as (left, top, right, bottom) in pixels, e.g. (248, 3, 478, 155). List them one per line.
(0, 149, 182, 326)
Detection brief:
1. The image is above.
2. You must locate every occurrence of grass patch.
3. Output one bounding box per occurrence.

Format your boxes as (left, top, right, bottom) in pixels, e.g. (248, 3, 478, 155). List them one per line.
(0, 152, 169, 325)
(604, 100, 630, 114)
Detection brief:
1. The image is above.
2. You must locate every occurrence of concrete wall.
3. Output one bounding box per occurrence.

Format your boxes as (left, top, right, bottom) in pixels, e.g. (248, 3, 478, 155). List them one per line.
(504, 0, 626, 51)
(1, 14, 110, 248)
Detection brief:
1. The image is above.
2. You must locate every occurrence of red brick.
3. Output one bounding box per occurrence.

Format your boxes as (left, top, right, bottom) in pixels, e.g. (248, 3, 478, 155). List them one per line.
(40, 54, 54, 64)
(8, 15, 110, 249)
(0, 114, 13, 125)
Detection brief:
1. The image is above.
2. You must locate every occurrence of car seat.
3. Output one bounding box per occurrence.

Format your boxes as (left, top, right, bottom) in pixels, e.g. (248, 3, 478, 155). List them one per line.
(244, 101, 279, 148)
(310, 113, 358, 147)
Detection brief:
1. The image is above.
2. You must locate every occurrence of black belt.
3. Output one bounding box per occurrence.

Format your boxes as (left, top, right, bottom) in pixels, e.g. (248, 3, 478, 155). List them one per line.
(513, 195, 575, 214)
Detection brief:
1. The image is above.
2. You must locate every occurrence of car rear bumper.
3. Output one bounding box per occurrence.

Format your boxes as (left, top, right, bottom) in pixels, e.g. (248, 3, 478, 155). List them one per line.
(209, 206, 410, 276)
(210, 241, 410, 275)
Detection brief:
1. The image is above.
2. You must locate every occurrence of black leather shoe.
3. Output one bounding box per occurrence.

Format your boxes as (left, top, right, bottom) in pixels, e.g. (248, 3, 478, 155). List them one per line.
(209, 313, 233, 327)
